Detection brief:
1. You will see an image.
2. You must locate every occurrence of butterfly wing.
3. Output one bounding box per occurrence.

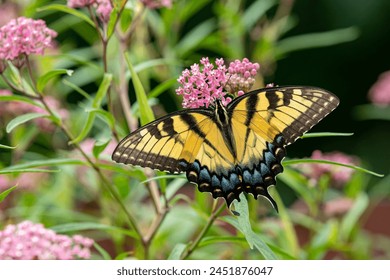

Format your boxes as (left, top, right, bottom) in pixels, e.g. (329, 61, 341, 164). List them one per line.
(112, 109, 238, 203)
(222, 86, 340, 209)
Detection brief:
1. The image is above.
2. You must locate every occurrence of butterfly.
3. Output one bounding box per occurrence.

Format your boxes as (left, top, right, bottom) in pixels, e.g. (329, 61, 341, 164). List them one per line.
(112, 86, 339, 211)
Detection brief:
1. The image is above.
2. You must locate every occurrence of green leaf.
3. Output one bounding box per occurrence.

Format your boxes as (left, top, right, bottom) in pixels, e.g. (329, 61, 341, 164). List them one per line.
(353, 104, 390, 121)
(302, 132, 354, 138)
(93, 242, 111, 260)
(92, 139, 110, 159)
(62, 79, 92, 101)
(37, 69, 74, 92)
(50, 222, 138, 239)
(168, 243, 187, 260)
(1, 158, 86, 172)
(148, 78, 178, 99)
(276, 27, 359, 57)
(229, 193, 278, 260)
(278, 168, 316, 213)
(0, 186, 17, 203)
(6, 113, 47, 133)
(243, 0, 276, 31)
(0, 143, 16, 150)
(38, 4, 94, 27)
(86, 108, 116, 130)
(175, 19, 216, 57)
(0, 168, 59, 174)
(125, 53, 155, 125)
(0, 95, 42, 107)
(70, 73, 112, 144)
(340, 193, 369, 240)
(284, 158, 384, 177)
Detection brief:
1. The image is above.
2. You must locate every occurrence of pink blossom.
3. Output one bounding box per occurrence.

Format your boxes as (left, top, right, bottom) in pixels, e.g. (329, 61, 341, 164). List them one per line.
(67, 0, 96, 8)
(176, 57, 260, 108)
(0, 221, 94, 260)
(225, 58, 260, 96)
(96, 0, 113, 23)
(368, 71, 390, 106)
(141, 0, 172, 9)
(67, 0, 112, 23)
(0, 17, 57, 63)
(299, 150, 359, 186)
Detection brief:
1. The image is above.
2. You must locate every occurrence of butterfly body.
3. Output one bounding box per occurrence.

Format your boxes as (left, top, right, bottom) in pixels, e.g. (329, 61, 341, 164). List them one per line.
(112, 86, 339, 210)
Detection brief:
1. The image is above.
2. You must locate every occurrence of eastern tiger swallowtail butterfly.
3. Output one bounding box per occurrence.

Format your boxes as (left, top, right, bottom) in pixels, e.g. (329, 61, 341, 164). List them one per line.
(112, 86, 339, 211)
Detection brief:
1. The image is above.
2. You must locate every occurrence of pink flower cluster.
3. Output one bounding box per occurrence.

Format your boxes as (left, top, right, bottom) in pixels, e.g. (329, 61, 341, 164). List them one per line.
(0, 17, 57, 63)
(299, 150, 359, 186)
(0, 90, 68, 133)
(0, 221, 94, 260)
(67, 0, 113, 23)
(141, 0, 172, 9)
(176, 58, 260, 108)
(368, 71, 390, 106)
(225, 58, 260, 96)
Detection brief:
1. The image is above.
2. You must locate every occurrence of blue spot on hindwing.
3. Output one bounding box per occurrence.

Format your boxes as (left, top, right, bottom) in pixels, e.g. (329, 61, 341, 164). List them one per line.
(243, 170, 252, 185)
(260, 162, 270, 175)
(221, 177, 233, 192)
(264, 150, 276, 166)
(229, 173, 240, 186)
(199, 168, 211, 182)
(211, 175, 220, 187)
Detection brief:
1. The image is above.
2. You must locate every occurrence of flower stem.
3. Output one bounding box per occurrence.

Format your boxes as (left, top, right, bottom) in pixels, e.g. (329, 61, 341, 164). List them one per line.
(181, 202, 226, 259)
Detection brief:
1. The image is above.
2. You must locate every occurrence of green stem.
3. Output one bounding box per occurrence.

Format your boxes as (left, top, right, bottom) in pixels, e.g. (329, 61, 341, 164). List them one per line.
(182, 202, 226, 259)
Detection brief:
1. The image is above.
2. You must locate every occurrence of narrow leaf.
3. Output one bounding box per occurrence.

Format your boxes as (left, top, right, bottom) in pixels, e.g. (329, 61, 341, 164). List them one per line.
(38, 4, 94, 27)
(125, 53, 155, 125)
(168, 243, 187, 260)
(0, 95, 42, 107)
(70, 73, 112, 144)
(276, 27, 359, 57)
(50, 222, 138, 239)
(302, 132, 354, 138)
(0, 144, 16, 150)
(230, 193, 278, 260)
(340, 193, 369, 240)
(93, 243, 111, 260)
(0, 168, 59, 174)
(0, 186, 17, 203)
(6, 113, 47, 133)
(37, 69, 73, 92)
(284, 158, 384, 177)
(243, 0, 276, 31)
(1, 158, 86, 172)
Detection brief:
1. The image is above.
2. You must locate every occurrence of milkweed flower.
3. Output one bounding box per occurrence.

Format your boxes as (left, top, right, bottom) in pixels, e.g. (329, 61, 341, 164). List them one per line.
(299, 150, 359, 186)
(0, 221, 94, 260)
(67, 0, 95, 8)
(0, 17, 57, 66)
(141, 0, 172, 9)
(176, 57, 260, 108)
(67, 0, 112, 23)
(368, 71, 390, 106)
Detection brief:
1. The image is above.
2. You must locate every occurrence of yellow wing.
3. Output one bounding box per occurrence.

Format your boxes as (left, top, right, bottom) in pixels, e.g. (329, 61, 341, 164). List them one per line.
(112, 110, 235, 174)
(219, 86, 340, 209)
